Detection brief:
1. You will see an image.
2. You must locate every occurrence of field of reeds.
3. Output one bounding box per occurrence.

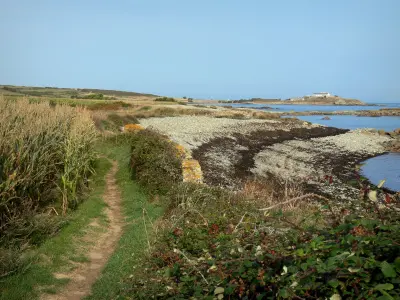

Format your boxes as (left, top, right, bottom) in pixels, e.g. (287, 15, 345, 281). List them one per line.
(0, 96, 97, 247)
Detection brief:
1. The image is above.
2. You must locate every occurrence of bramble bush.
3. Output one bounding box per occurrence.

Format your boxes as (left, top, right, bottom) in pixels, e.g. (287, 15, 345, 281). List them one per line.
(121, 130, 400, 299)
(125, 189, 400, 299)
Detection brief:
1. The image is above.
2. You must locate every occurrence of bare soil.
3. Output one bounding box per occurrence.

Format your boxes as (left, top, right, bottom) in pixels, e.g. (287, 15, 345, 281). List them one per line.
(41, 161, 123, 300)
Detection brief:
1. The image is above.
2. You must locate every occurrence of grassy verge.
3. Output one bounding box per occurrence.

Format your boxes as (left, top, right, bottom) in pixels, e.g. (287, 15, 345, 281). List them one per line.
(0, 157, 111, 300)
(87, 136, 165, 299)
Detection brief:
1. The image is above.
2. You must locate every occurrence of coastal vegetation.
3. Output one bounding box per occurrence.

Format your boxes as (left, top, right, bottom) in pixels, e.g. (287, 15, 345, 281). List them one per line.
(70, 93, 116, 100)
(115, 128, 399, 299)
(0, 97, 96, 245)
(154, 96, 178, 102)
(0, 85, 157, 99)
(0, 91, 398, 299)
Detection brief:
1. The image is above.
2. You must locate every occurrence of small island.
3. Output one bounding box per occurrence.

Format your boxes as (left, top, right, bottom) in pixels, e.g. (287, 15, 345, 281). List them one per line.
(220, 92, 368, 106)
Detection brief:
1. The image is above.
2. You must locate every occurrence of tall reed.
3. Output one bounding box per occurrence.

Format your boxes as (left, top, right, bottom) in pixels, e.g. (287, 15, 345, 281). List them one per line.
(0, 96, 97, 243)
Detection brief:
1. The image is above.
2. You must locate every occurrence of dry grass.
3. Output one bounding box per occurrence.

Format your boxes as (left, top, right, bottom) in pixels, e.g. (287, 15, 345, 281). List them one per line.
(0, 96, 97, 245)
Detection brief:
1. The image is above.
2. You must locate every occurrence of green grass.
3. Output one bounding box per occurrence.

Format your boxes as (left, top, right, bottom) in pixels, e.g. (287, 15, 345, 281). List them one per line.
(86, 137, 164, 299)
(0, 158, 112, 300)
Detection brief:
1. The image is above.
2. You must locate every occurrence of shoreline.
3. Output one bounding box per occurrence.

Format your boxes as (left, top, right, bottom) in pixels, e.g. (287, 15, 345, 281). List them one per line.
(139, 116, 396, 195)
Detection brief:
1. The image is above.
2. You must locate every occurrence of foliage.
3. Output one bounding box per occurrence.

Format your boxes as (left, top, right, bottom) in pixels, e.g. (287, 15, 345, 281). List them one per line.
(0, 97, 97, 247)
(0, 157, 112, 299)
(86, 101, 131, 110)
(120, 170, 400, 299)
(129, 129, 182, 195)
(154, 97, 177, 102)
(71, 93, 117, 100)
(98, 113, 139, 132)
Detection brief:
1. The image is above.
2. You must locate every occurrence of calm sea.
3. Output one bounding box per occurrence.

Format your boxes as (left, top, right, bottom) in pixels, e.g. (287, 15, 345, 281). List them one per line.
(211, 102, 400, 131)
(361, 153, 400, 191)
(209, 102, 400, 190)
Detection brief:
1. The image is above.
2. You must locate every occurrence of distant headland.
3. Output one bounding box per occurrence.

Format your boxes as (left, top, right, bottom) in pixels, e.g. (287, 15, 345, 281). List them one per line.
(220, 92, 368, 106)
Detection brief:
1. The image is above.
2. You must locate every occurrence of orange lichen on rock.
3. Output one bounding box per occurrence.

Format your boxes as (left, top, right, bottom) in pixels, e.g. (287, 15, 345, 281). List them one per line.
(182, 159, 203, 183)
(175, 144, 187, 158)
(124, 124, 144, 132)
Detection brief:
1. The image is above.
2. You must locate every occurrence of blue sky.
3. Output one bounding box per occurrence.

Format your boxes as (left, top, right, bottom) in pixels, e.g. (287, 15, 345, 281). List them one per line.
(0, 0, 399, 102)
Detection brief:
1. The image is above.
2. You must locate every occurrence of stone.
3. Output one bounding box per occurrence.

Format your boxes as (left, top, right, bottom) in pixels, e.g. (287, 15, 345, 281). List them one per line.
(378, 129, 386, 136)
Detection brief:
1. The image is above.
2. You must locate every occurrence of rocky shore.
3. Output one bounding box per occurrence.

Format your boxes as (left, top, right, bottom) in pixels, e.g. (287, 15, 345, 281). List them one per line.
(139, 116, 395, 195)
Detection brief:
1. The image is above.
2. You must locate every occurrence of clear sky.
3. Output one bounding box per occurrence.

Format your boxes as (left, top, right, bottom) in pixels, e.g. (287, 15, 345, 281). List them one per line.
(1, 0, 399, 102)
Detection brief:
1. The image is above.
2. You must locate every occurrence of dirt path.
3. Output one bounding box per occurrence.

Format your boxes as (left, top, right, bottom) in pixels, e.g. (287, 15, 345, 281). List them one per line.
(42, 161, 123, 300)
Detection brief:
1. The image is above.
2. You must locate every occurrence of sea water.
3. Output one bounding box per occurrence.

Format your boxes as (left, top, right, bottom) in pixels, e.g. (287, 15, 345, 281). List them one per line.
(295, 115, 400, 132)
(360, 153, 400, 191)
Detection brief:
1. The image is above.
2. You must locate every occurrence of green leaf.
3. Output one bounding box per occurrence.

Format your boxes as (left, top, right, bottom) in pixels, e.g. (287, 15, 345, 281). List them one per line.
(296, 249, 305, 256)
(279, 288, 290, 298)
(301, 263, 308, 271)
(163, 268, 171, 277)
(244, 260, 253, 268)
(377, 290, 394, 300)
(381, 261, 397, 278)
(375, 283, 394, 291)
(328, 279, 340, 288)
(394, 257, 400, 272)
(377, 296, 394, 300)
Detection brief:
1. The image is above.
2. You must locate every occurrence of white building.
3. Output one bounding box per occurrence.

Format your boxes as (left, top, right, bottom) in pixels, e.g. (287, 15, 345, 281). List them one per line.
(312, 92, 332, 97)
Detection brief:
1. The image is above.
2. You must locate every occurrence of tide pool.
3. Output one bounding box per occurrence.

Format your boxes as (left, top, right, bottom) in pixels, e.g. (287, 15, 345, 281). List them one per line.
(295, 115, 400, 132)
(360, 153, 400, 191)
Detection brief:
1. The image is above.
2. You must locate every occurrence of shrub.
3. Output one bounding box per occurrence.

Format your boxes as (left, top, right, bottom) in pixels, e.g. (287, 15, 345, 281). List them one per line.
(87, 101, 131, 111)
(138, 106, 152, 111)
(129, 129, 182, 194)
(108, 114, 139, 127)
(154, 97, 176, 102)
(82, 93, 104, 99)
